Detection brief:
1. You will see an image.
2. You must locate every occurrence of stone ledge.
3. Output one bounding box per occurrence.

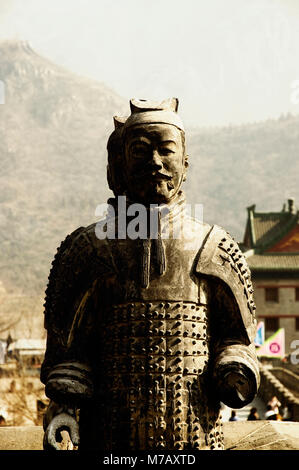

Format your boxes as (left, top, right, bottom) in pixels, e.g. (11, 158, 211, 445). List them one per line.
(0, 422, 298, 451)
(223, 421, 299, 450)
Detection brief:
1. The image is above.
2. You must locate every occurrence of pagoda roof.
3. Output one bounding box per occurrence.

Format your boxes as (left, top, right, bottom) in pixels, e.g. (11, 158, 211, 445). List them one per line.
(244, 253, 299, 271)
(242, 199, 299, 274)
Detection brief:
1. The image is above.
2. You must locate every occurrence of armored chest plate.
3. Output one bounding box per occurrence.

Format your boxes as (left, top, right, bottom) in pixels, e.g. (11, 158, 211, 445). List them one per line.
(96, 301, 224, 450)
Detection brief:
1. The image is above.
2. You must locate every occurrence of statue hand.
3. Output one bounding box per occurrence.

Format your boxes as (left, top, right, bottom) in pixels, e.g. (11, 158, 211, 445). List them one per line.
(216, 363, 256, 409)
(43, 404, 79, 450)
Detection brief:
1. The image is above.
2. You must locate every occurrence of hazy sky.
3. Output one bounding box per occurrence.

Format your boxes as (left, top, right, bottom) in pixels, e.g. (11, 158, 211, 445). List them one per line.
(1, 0, 299, 126)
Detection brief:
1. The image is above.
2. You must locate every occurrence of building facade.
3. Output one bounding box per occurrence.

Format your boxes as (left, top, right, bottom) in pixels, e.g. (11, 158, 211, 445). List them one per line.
(242, 198, 299, 355)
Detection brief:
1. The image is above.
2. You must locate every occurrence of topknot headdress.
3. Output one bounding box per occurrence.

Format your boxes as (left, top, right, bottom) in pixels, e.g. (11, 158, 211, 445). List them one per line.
(123, 98, 184, 131)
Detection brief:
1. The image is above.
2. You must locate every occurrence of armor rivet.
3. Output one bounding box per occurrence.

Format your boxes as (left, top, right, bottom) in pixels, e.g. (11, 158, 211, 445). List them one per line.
(165, 303, 170, 308)
(176, 303, 180, 308)
(191, 305, 195, 309)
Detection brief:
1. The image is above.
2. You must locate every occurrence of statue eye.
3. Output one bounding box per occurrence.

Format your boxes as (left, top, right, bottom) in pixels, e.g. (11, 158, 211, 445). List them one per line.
(130, 143, 150, 158)
(159, 147, 174, 156)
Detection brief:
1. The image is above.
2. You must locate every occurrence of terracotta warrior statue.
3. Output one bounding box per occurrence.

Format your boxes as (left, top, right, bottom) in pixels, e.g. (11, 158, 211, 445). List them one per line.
(41, 98, 260, 451)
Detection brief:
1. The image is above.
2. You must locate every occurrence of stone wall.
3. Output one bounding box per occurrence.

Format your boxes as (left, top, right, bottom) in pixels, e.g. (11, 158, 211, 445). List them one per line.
(253, 279, 299, 354)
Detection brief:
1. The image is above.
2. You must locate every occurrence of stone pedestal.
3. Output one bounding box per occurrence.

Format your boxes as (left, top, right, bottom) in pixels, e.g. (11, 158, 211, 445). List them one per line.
(0, 422, 298, 451)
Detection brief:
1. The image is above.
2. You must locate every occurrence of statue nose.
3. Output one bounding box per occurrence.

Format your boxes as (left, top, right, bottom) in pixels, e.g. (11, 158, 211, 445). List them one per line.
(149, 150, 163, 169)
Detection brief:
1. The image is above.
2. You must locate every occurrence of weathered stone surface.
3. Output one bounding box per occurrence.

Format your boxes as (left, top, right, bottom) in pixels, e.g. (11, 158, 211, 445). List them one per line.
(0, 422, 299, 451)
(0, 426, 43, 450)
(41, 98, 260, 451)
(223, 421, 299, 450)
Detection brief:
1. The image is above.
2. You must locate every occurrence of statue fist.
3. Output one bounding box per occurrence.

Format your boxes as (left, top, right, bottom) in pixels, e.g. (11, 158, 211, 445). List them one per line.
(216, 363, 256, 409)
(43, 402, 79, 450)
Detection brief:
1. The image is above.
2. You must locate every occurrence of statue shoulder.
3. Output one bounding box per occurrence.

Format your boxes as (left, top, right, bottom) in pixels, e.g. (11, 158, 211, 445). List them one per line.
(43, 224, 112, 330)
(195, 224, 257, 342)
(52, 223, 110, 265)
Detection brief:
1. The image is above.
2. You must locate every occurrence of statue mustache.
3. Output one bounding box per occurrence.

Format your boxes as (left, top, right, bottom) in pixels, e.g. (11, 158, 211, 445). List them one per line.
(136, 171, 172, 181)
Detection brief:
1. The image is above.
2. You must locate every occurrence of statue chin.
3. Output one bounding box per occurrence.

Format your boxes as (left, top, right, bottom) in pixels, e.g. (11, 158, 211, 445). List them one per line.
(130, 180, 179, 205)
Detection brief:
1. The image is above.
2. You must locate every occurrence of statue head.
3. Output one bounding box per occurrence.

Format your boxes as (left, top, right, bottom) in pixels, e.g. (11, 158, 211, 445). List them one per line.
(121, 98, 188, 205)
(107, 116, 127, 196)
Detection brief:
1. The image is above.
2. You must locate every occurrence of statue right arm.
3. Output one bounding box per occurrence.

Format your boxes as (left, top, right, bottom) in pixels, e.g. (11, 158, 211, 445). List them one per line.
(40, 227, 102, 449)
(43, 401, 79, 450)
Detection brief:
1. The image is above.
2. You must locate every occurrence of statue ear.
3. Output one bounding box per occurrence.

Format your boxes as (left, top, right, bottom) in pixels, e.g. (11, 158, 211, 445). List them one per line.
(183, 155, 189, 181)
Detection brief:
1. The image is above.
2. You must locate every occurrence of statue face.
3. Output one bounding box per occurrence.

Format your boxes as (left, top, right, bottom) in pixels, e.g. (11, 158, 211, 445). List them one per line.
(124, 124, 186, 204)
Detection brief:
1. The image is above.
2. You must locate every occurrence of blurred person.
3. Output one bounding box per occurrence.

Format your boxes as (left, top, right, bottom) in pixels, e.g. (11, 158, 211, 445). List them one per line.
(265, 405, 277, 420)
(229, 410, 238, 421)
(267, 396, 281, 415)
(247, 407, 259, 420)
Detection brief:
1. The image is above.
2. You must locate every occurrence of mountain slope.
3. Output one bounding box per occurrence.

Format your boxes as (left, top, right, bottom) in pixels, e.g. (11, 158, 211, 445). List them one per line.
(0, 40, 127, 296)
(185, 115, 299, 239)
(0, 41, 298, 340)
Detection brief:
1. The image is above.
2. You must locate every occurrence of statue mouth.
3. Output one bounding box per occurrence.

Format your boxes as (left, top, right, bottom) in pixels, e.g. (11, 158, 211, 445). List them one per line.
(137, 172, 172, 181)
